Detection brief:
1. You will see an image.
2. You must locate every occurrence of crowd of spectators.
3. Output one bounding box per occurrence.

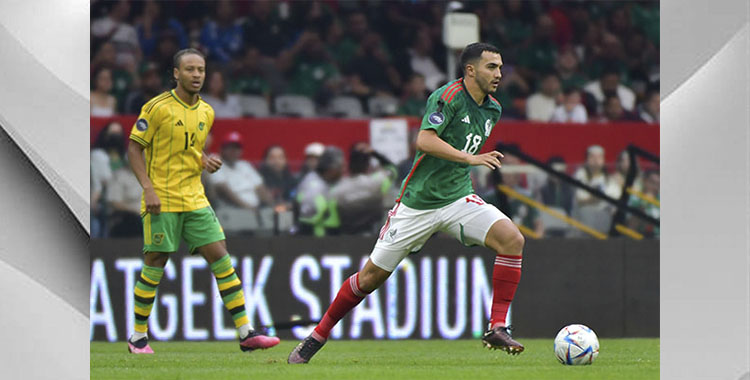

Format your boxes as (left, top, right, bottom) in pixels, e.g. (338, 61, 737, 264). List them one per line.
(90, 0, 660, 239)
(92, 120, 658, 240)
(91, 0, 659, 122)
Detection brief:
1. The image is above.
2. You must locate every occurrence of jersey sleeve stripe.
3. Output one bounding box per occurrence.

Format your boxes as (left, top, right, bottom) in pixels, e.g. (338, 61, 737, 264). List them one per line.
(446, 88, 463, 103)
(396, 153, 426, 203)
(129, 134, 149, 147)
(441, 81, 462, 101)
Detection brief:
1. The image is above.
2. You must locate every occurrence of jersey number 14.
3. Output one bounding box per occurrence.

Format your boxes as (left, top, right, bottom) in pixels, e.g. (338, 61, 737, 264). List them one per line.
(184, 132, 196, 150)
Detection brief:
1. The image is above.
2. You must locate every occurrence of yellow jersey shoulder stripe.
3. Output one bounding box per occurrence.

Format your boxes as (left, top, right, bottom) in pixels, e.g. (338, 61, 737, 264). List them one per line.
(145, 91, 172, 113)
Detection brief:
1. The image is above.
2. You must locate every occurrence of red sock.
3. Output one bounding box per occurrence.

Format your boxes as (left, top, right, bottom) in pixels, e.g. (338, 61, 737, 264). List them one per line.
(490, 254, 522, 328)
(313, 273, 368, 341)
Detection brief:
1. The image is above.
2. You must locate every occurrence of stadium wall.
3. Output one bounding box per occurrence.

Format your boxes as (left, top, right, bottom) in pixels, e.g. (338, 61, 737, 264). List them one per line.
(90, 237, 658, 341)
(90, 116, 659, 169)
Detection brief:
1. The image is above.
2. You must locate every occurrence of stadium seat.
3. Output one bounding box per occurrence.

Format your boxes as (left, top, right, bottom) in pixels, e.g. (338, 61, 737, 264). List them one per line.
(327, 96, 364, 118)
(215, 207, 262, 235)
(274, 94, 316, 117)
(238, 95, 270, 118)
(539, 206, 572, 237)
(571, 205, 612, 238)
(367, 95, 399, 117)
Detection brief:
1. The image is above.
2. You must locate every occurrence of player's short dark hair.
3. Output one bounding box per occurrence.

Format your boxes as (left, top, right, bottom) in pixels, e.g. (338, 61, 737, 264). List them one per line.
(173, 48, 206, 69)
(459, 42, 501, 74)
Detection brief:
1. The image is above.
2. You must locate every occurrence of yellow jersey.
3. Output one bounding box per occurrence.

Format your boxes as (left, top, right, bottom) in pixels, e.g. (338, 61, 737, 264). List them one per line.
(129, 89, 215, 213)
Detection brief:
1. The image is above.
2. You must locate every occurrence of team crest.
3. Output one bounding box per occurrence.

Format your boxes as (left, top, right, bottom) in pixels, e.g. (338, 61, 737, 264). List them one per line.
(198, 122, 205, 131)
(484, 119, 493, 137)
(428, 112, 445, 125)
(136, 118, 148, 131)
(153, 233, 164, 245)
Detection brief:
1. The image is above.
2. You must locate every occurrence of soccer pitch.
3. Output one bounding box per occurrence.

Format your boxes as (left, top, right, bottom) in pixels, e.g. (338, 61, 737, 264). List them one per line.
(91, 338, 658, 379)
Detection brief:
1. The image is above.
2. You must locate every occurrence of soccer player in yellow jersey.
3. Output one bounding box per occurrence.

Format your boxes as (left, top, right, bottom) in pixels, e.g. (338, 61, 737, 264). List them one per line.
(126, 48, 280, 354)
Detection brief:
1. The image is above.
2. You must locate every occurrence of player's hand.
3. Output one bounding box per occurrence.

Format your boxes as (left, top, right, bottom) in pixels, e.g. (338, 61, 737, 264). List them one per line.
(203, 154, 223, 173)
(144, 187, 161, 215)
(466, 151, 504, 170)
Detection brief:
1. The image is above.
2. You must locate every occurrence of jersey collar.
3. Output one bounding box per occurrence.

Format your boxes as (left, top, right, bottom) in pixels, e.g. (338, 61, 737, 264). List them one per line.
(170, 89, 201, 110)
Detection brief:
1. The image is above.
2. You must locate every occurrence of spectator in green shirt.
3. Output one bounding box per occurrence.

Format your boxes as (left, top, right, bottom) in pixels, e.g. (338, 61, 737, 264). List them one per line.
(398, 73, 428, 117)
(277, 30, 342, 103)
(229, 47, 271, 103)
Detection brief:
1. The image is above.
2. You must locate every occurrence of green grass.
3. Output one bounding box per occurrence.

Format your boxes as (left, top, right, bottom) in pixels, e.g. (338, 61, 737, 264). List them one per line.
(91, 338, 659, 380)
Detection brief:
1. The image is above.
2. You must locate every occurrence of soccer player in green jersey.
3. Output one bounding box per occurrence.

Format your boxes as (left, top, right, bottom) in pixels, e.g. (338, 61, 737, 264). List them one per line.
(289, 43, 525, 363)
(126, 48, 280, 354)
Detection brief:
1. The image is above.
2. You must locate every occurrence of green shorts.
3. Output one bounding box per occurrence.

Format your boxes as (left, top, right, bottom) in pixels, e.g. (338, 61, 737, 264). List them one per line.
(142, 206, 225, 254)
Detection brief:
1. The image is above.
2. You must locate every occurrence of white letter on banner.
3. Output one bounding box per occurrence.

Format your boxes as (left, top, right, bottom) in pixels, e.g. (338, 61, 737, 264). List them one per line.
(420, 257, 433, 338)
(387, 258, 417, 339)
(242, 256, 274, 329)
(182, 257, 208, 340)
(114, 258, 142, 341)
(321, 255, 351, 339)
(90, 259, 117, 341)
(290, 255, 321, 339)
(150, 260, 178, 340)
(437, 257, 467, 339)
(212, 257, 237, 340)
(471, 256, 492, 338)
(350, 256, 384, 339)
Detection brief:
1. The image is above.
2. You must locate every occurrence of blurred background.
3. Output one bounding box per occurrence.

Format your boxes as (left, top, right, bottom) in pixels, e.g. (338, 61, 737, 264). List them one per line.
(89, 0, 659, 343)
(90, 0, 659, 241)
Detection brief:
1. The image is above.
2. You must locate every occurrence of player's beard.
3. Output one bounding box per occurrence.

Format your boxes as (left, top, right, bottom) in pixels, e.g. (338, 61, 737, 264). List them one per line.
(478, 75, 494, 96)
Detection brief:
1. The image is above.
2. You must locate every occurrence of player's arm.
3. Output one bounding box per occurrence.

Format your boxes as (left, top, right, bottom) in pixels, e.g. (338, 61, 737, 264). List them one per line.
(127, 141, 161, 215)
(416, 129, 503, 170)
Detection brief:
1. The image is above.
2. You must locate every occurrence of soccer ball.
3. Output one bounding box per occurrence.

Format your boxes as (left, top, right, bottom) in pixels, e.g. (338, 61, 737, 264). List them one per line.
(553, 324, 599, 365)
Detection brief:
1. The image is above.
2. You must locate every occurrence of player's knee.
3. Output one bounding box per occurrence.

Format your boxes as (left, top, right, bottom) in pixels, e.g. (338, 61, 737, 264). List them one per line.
(506, 231, 525, 255)
(495, 231, 524, 256)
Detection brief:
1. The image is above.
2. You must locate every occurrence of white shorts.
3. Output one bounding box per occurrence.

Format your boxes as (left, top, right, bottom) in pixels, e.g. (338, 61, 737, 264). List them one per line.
(371, 194, 510, 271)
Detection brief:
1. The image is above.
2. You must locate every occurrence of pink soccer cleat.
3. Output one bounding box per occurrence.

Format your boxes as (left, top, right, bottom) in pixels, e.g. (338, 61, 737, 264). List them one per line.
(127, 336, 154, 354)
(239, 330, 281, 352)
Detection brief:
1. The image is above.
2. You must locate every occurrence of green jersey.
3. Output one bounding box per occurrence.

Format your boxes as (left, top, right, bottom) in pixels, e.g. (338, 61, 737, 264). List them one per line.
(398, 79, 503, 210)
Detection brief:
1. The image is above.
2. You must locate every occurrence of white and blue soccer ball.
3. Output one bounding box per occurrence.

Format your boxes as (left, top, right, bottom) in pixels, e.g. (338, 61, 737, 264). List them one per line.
(553, 324, 600, 365)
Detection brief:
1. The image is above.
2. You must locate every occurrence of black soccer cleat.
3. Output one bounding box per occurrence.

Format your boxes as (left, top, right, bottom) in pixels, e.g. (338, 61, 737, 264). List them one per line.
(287, 334, 326, 364)
(482, 325, 524, 355)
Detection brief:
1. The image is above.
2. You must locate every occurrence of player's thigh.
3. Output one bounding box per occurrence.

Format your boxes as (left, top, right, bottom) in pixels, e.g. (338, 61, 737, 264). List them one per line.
(183, 206, 226, 256)
(371, 203, 438, 272)
(440, 194, 511, 248)
(142, 212, 182, 253)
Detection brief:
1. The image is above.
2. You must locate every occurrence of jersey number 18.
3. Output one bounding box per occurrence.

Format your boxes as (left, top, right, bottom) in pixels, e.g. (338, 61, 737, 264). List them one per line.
(461, 133, 482, 155)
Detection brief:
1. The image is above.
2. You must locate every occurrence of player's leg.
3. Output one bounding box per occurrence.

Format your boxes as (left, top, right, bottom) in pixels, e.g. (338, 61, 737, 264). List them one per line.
(128, 213, 180, 354)
(287, 259, 392, 364)
(288, 203, 436, 364)
(185, 206, 280, 352)
(480, 218, 525, 354)
(483, 219, 524, 329)
(442, 195, 525, 354)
